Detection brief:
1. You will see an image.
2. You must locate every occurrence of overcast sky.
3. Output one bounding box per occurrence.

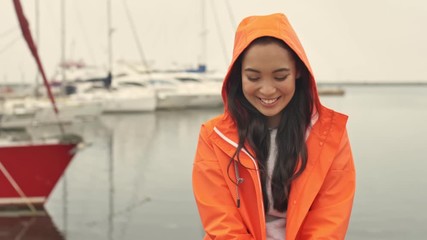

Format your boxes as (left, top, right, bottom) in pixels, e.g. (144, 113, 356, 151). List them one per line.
(1, 0, 426, 83)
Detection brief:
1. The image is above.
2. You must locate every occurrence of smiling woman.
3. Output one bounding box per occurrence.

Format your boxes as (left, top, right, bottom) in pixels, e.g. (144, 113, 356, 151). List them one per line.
(192, 13, 356, 240)
(241, 37, 299, 128)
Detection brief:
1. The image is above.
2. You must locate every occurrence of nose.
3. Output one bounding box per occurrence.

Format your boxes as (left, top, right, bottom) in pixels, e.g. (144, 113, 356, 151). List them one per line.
(259, 83, 276, 96)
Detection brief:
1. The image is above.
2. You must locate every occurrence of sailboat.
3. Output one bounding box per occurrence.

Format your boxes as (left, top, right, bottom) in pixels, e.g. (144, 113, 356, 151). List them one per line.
(62, 0, 156, 113)
(0, 139, 79, 207)
(0, 0, 82, 209)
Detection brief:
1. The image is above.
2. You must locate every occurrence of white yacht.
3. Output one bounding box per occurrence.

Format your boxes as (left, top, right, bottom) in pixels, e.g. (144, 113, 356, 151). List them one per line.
(114, 72, 223, 110)
(70, 79, 157, 113)
(0, 96, 102, 129)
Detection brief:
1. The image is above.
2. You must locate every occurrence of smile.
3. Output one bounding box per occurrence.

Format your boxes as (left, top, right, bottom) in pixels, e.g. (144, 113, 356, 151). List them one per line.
(259, 97, 280, 105)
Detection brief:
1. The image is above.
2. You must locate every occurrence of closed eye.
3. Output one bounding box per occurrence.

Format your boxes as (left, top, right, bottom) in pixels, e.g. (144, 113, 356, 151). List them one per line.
(275, 75, 289, 81)
(247, 76, 260, 81)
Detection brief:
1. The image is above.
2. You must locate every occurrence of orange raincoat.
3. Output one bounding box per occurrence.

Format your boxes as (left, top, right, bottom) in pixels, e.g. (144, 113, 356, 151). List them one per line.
(192, 13, 356, 240)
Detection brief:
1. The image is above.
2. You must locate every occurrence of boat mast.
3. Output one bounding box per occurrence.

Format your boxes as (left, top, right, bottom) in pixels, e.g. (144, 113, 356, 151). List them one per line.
(35, 0, 40, 97)
(60, 2, 69, 234)
(210, 0, 229, 64)
(61, 0, 66, 91)
(225, 0, 236, 30)
(105, 0, 113, 88)
(13, 0, 65, 135)
(122, 0, 149, 73)
(200, 0, 207, 72)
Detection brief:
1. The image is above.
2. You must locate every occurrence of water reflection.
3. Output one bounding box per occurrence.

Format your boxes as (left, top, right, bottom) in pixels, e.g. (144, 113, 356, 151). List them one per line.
(3, 86, 427, 239)
(33, 109, 212, 239)
(0, 210, 64, 239)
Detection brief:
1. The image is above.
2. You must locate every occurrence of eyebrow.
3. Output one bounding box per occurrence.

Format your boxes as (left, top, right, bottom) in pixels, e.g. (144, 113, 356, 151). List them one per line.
(244, 67, 290, 73)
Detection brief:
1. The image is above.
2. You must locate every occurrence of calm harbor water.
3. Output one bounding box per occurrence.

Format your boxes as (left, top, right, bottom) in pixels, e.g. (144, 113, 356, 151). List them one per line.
(2, 85, 427, 239)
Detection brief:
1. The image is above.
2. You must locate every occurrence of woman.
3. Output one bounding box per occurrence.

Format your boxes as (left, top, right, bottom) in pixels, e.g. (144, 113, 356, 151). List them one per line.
(192, 13, 355, 240)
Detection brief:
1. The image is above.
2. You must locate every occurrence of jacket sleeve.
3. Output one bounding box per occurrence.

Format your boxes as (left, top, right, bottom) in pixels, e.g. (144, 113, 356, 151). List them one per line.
(298, 129, 356, 239)
(192, 125, 255, 240)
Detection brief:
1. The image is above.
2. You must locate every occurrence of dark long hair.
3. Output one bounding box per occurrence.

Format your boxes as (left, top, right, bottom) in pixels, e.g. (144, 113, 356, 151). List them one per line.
(226, 36, 313, 213)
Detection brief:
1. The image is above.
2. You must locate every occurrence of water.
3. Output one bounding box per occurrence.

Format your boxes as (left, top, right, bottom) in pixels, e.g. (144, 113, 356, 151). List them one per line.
(2, 85, 427, 239)
(321, 86, 427, 239)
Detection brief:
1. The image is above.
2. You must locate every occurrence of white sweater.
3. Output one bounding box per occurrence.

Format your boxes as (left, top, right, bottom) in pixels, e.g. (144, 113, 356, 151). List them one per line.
(266, 128, 286, 240)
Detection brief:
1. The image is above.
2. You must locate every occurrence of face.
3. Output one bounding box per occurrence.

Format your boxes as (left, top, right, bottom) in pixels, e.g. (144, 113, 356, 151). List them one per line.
(241, 41, 299, 128)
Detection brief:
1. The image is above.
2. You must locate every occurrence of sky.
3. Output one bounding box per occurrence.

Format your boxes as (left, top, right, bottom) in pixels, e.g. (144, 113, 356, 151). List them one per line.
(1, 0, 427, 84)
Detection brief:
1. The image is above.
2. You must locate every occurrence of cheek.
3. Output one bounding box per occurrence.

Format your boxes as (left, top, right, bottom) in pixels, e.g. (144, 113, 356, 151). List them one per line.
(283, 79, 296, 94)
(286, 84, 296, 95)
(242, 80, 257, 95)
(276, 83, 296, 101)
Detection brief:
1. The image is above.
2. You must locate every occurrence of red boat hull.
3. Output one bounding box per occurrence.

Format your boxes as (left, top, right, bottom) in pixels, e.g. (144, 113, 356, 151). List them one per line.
(0, 143, 77, 206)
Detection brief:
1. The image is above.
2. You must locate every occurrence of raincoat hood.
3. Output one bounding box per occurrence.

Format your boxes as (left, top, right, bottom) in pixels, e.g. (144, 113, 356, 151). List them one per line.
(221, 13, 321, 111)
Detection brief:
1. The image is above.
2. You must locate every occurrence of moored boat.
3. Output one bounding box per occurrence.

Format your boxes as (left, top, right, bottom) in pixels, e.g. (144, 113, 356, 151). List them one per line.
(0, 137, 81, 207)
(0, 0, 84, 211)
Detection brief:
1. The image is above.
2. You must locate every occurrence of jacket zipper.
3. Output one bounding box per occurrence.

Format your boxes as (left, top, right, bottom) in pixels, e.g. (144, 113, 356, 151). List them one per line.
(213, 127, 266, 224)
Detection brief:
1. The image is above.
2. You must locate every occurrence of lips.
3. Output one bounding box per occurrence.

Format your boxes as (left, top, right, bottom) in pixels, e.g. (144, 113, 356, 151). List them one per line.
(259, 97, 280, 105)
